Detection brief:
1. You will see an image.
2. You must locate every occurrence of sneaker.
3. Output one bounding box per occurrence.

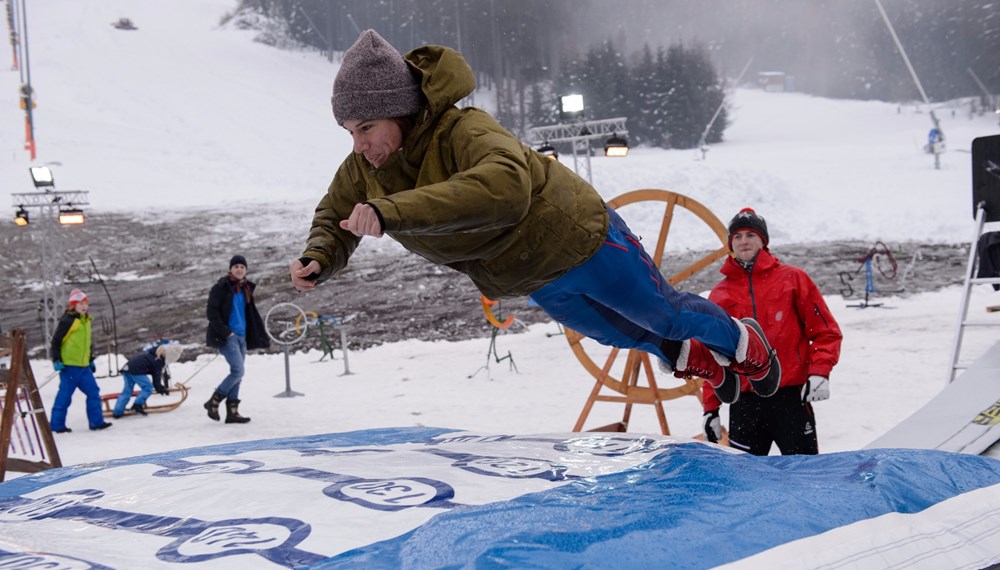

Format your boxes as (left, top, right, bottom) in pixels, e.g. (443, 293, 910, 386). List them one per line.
(132, 403, 148, 416)
(672, 339, 729, 387)
(730, 318, 781, 397)
(54, 427, 72, 434)
(91, 422, 113, 431)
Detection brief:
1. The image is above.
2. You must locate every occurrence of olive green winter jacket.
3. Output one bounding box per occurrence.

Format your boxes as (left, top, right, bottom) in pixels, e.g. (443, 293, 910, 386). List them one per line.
(302, 44, 609, 299)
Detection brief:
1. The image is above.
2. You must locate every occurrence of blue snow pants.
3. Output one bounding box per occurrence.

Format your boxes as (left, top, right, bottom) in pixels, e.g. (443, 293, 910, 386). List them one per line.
(530, 207, 740, 365)
(50, 365, 105, 431)
(112, 373, 153, 417)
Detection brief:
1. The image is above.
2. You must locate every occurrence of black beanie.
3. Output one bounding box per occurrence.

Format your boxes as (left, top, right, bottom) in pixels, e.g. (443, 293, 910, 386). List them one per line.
(229, 255, 247, 269)
(727, 208, 769, 250)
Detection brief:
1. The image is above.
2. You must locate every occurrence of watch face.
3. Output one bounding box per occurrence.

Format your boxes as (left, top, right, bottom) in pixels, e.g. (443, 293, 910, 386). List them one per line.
(972, 134, 1000, 222)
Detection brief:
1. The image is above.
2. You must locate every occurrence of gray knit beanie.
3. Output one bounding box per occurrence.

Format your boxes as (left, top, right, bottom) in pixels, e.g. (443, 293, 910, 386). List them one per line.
(331, 29, 423, 126)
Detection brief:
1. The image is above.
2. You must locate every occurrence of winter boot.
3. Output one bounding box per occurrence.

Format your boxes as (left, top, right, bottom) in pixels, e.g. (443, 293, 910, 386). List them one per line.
(659, 340, 740, 404)
(727, 318, 781, 398)
(91, 422, 113, 431)
(131, 403, 148, 416)
(710, 369, 742, 404)
(225, 399, 251, 424)
(204, 391, 225, 421)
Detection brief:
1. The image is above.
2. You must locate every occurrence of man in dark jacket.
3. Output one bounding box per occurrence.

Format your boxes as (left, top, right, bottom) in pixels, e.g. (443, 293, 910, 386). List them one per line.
(702, 208, 843, 455)
(288, 29, 782, 396)
(204, 255, 269, 424)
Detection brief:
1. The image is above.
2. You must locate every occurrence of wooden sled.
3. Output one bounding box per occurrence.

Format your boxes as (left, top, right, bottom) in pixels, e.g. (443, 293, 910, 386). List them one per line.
(101, 383, 189, 418)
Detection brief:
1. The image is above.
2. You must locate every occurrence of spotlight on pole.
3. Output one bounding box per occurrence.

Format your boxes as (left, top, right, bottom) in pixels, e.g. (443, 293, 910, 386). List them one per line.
(536, 141, 558, 160)
(560, 94, 584, 122)
(29, 166, 54, 188)
(604, 133, 629, 157)
(14, 207, 29, 226)
(58, 208, 85, 225)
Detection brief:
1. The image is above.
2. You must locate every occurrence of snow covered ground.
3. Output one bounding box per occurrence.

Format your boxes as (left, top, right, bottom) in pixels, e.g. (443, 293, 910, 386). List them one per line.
(1, 0, 999, 470)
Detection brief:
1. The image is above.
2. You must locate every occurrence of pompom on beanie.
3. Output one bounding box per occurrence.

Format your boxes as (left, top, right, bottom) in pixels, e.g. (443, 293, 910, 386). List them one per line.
(727, 208, 769, 251)
(331, 29, 423, 126)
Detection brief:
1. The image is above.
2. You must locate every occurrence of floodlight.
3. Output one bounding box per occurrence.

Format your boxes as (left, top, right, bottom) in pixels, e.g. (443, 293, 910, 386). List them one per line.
(29, 166, 54, 188)
(604, 133, 629, 157)
(560, 94, 585, 121)
(537, 142, 558, 160)
(14, 207, 29, 226)
(58, 208, 85, 225)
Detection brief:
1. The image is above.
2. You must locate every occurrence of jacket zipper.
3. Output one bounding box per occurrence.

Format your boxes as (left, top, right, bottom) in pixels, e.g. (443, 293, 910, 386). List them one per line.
(745, 266, 758, 320)
(814, 303, 829, 327)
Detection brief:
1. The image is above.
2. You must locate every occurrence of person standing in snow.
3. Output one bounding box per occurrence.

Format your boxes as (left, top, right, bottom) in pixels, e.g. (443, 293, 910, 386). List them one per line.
(287, 29, 781, 397)
(701, 208, 843, 455)
(204, 255, 269, 424)
(49, 288, 112, 433)
(112, 343, 183, 418)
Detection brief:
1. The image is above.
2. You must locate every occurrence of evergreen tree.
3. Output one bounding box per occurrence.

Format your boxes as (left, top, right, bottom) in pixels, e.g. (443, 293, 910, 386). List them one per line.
(659, 42, 727, 149)
(629, 44, 659, 146)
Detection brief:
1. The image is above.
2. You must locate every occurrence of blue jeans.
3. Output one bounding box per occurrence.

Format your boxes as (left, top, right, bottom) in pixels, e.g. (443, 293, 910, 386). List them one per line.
(50, 366, 105, 430)
(530, 208, 740, 365)
(215, 334, 247, 399)
(113, 373, 153, 416)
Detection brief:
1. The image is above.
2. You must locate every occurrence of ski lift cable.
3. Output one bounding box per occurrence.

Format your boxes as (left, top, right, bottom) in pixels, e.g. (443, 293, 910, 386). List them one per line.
(698, 55, 754, 147)
(873, 0, 930, 107)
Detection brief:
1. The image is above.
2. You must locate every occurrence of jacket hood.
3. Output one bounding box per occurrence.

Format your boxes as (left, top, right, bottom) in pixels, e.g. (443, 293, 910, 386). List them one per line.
(404, 45, 476, 121)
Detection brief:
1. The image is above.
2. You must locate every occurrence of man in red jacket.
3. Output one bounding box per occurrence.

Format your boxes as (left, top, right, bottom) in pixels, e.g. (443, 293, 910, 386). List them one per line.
(702, 208, 843, 455)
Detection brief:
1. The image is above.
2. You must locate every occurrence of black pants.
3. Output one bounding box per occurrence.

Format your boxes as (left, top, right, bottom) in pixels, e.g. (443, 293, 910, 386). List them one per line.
(728, 385, 818, 456)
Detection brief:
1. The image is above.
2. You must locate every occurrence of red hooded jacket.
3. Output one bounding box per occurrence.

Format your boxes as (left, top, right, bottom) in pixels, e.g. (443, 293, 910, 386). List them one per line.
(702, 248, 843, 412)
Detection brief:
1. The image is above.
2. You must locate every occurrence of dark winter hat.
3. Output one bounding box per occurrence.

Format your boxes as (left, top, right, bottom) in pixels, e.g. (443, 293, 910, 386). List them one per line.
(331, 29, 423, 126)
(229, 255, 247, 269)
(727, 208, 769, 250)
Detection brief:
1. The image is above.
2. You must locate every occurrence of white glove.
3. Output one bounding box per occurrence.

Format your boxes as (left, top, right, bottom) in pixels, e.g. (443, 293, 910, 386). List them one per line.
(703, 410, 722, 443)
(801, 375, 830, 402)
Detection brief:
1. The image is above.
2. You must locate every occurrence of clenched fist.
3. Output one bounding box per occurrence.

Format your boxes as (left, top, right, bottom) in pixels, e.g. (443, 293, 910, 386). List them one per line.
(339, 203, 384, 238)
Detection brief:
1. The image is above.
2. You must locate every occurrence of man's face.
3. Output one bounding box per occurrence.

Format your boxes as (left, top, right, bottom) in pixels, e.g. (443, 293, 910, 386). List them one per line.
(731, 230, 764, 262)
(230, 264, 247, 280)
(343, 118, 404, 168)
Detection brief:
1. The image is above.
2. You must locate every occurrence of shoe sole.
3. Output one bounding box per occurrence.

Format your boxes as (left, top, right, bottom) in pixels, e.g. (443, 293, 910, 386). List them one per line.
(740, 318, 782, 397)
(712, 369, 741, 404)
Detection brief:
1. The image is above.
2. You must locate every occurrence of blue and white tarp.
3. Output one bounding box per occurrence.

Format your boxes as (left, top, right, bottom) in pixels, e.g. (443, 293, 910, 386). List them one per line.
(2, 427, 1000, 569)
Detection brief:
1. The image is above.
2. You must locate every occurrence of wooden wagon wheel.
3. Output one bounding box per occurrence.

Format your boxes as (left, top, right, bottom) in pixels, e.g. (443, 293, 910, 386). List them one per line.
(566, 189, 730, 435)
